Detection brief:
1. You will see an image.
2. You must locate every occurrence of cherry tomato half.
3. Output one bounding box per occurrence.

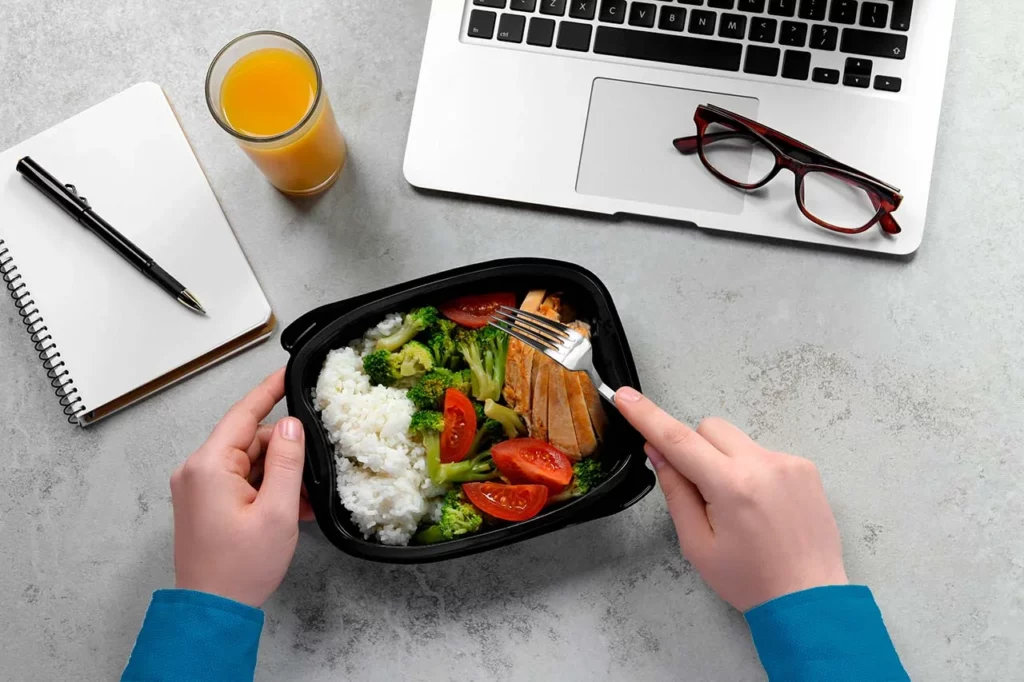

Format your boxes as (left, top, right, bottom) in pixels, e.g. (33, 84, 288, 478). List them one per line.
(440, 292, 517, 329)
(491, 438, 574, 492)
(463, 482, 548, 522)
(441, 388, 476, 463)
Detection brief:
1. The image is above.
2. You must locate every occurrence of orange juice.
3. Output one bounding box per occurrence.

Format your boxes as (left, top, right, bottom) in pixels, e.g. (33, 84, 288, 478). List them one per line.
(214, 43, 346, 195)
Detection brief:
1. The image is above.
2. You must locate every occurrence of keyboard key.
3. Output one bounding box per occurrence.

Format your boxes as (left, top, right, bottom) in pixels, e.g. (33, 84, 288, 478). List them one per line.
(659, 6, 686, 31)
(812, 67, 840, 83)
(690, 9, 716, 34)
(569, 0, 597, 19)
(841, 28, 907, 59)
(540, 0, 567, 15)
(497, 13, 526, 41)
(527, 16, 557, 45)
(677, 0, 704, 5)
(829, 0, 857, 25)
(810, 24, 837, 50)
(744, 45, 781, 76)
(844, 73, 869, 88)
(511, 0, 537, 10)
(768, 0, 796, 16)
(557, 21, 593, 49)
(797, 0, 825, 20)
(874, 75, 902, 92)
(780, 21, 807, 46)
(599, 0, 627, 22)
(709, 0, 735, 8)
(629, 2, 657, 26)
(467, 10, 497, 38)
(594, 26, 743, 70)
(738, 0, 765, 12)
(859, 2, 887, 28)
(890, 0, 912, 31)
(845, 56, 872, 74)
(719, 13, 747, 38)
(474, 0, 506, 7)
(781, 50, 811, 79)
(748, 17, 777, 42)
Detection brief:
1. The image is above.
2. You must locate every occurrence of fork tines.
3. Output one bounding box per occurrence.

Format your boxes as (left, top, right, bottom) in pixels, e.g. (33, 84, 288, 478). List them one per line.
(488, 306, 578, 357)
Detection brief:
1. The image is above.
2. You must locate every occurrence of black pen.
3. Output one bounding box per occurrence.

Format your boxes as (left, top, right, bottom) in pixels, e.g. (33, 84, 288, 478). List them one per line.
(16, 156, 205, 315)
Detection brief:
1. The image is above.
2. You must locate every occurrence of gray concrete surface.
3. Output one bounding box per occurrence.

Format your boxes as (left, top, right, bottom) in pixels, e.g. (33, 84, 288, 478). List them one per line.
(1, 2, 1021, 680)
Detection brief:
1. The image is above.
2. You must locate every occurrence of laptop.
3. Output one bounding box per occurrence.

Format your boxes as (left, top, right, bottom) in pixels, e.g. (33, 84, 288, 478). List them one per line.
(404, 0, 957, 256)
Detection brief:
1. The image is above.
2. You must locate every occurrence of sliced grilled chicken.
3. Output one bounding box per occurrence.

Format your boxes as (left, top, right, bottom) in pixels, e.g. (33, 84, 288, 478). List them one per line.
(502, 290, 547, 414)
(530, 355, 551, 441)
(569, 321, 609, 442)
(547, 364, 580, 458)
(564, 368, 599, 458)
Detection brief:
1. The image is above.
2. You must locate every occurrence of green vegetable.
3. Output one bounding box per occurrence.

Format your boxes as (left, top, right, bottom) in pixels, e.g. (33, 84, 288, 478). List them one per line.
(470, 418, 505, 455)
(426, 319, 460, 370)
(455, 326, 509, 402)
(484, 399, 528, 439)
(409, 410, 445, 483)
(474, 401, 486, 426)
(410, 410, 500, 485)
(362, 342, 433, 387)
(549, 459, 606, 504)
(413, 489, 483, 544)
(375, 307, 441, 352)
(407, 368, 470, 411)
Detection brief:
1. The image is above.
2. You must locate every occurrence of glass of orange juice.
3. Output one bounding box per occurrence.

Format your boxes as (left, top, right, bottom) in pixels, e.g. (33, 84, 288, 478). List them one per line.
(205, 31, 346, 196)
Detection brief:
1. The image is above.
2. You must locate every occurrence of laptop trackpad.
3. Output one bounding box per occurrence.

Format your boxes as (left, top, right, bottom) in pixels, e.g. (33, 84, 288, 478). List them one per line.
(576, 79, 760, 215)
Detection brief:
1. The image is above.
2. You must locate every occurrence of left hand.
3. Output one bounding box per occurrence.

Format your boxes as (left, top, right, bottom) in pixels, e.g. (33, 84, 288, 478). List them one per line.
(170, 369, 315, 608)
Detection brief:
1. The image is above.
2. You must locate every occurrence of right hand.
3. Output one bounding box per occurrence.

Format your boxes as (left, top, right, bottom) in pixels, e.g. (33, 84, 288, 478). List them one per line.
(615, 387, 848, 612)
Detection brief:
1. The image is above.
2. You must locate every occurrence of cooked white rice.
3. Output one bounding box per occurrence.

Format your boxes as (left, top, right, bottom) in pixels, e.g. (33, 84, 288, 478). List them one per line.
(314, 314, 445, 545)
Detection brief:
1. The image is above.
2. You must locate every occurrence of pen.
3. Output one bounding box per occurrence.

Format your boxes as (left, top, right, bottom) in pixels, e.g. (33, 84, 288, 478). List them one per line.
(15, 156, 205, 315)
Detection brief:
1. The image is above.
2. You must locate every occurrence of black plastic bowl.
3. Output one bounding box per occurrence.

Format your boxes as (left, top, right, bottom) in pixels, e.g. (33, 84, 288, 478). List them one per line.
(282, 258, 655, 563)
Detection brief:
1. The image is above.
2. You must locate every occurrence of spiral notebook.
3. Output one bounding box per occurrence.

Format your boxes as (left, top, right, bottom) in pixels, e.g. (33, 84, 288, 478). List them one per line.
(0, 83, 275, 426)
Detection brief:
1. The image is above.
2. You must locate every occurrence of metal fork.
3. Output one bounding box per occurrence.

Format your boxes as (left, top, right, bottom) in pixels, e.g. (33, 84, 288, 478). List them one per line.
(488, 306, 617, 405)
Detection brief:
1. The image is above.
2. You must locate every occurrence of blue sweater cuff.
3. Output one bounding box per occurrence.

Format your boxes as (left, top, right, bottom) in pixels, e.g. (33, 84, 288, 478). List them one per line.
(745, 585, 908, 682)
(121, 589, 264, 682)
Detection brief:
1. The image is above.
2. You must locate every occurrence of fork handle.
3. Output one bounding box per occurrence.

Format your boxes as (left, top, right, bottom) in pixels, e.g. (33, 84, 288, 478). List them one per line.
(586, 368, 617, 405)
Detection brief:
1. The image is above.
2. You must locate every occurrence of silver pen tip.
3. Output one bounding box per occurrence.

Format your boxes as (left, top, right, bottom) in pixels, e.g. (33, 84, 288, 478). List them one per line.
(178, 289, 207, 315)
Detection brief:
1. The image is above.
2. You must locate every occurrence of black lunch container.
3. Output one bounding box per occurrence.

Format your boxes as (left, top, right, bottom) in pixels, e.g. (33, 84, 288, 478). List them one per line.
(282, 258, 656, 563)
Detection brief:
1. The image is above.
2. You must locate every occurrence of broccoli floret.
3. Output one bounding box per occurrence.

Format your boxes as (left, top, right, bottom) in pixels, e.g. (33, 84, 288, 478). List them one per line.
(549, 459, 606, 504)
(455, 326, 509, 402)
(470, 418, 505, 455)
(410, 410, 445, 483)
(363, 343, 433, 387)
(375, 307, 441, 352)
(451, 368, 472, 396)
(362, 349, 402, 387)
(484, 399, 528, 439)
(407, 368, 469, 411)
(413, 489, 483, 544)
(396, 340, 433, 378)
(426, 319, 460, 369)
(474, 401, 486, 426)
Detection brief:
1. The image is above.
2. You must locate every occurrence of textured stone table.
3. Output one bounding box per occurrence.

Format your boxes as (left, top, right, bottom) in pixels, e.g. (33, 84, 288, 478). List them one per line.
(1, 2, 1020, 680)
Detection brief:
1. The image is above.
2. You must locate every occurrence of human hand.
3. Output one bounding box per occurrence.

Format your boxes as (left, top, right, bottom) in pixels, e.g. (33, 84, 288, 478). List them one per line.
(170, 369, 314, 608)
(615, 387, 848, 612)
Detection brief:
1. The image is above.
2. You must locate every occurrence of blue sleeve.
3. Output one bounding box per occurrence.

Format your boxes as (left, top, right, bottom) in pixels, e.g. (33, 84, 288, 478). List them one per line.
(121, 589, 264, 682)
(745, 585, 909, 682)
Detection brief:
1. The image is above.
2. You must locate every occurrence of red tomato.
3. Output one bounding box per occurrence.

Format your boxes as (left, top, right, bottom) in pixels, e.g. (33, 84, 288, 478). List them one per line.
(440, 292, 517, 329)
(463, 482, 548, 522)
(491, 438, 574, 492)
(441, 388, 476, 463)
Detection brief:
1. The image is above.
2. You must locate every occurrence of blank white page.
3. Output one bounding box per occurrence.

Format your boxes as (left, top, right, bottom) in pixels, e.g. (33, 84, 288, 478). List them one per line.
(0, 83, 271, 418)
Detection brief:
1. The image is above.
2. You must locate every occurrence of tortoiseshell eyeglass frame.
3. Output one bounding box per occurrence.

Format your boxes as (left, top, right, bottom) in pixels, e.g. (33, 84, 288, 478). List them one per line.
(673, 104, 903, 236)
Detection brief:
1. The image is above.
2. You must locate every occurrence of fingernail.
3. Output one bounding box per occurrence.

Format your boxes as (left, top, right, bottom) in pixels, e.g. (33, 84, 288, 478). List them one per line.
(280, 417, 303, 441)
(644, 443, 666, 469)
(617, 386, 643, 403)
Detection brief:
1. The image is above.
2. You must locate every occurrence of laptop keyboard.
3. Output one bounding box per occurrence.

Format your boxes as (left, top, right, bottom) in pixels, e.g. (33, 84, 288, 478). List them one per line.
(465, 0, 911, 93)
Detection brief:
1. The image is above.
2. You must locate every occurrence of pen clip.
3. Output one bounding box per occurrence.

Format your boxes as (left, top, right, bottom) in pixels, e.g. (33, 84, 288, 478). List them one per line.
(65, 184, 90, 210)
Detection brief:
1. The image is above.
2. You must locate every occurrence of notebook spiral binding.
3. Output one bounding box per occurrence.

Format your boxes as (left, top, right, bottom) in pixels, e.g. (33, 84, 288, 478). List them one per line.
(0, 239, 87, 424)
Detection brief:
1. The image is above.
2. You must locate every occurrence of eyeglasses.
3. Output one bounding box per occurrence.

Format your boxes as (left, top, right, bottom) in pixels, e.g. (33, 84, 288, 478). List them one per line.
(673, 104, 903, 236)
